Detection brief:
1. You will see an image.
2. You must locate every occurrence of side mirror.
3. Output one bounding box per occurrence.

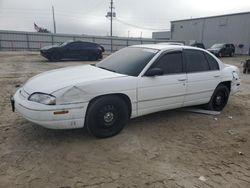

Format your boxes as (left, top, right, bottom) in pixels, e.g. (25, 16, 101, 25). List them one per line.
(144, 68, 164, 77)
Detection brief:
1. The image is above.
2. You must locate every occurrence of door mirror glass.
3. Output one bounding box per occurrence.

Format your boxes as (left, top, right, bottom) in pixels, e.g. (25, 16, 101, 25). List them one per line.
(145, 68, 163, 77)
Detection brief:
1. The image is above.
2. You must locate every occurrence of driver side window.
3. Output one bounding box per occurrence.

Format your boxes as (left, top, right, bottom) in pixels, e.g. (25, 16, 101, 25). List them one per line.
(152, 51, 183, 75)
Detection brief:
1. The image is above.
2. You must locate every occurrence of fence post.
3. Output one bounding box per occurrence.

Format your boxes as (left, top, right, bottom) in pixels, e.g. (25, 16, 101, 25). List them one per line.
(11, 41, 14, 51)
(51, 34, 54, 45)
(26, 33, 30, 50)
(126, 39, 129, 47)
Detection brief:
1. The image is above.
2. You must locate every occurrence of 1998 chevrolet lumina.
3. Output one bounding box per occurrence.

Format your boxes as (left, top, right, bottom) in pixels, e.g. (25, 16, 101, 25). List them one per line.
(11, 44, 241, 138)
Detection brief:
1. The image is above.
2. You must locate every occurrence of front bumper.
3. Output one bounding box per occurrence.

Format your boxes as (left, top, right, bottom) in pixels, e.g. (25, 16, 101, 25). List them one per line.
(208, 51, 219, 56)
(12, 88, 88, 129)
(40, 51, 50, 59)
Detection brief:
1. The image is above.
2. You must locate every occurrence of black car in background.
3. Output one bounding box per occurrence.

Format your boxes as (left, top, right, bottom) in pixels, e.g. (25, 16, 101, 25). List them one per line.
(40, 40, 105, 61)
(191, 43, 205, 49)
(207, 43, 235, 57)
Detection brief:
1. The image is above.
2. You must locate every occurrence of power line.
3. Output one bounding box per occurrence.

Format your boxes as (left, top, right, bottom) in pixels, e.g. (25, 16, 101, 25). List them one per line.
(116, 19, 170, 31)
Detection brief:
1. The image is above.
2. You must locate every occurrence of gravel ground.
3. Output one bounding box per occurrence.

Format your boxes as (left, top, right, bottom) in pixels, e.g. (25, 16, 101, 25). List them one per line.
(0, 51, 250, 188)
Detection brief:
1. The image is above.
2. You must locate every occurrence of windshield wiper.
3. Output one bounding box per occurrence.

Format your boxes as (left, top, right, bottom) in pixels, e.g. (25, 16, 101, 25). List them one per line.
(97, 66, 117, 73)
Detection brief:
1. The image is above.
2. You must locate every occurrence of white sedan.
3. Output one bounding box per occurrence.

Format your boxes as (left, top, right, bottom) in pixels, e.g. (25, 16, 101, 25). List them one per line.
(11, 44, 241, 138)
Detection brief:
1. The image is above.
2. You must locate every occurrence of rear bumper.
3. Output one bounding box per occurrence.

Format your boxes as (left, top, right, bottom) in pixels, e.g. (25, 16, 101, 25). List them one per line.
(13, 88, 88, 129)
(231, 79, 241, 95)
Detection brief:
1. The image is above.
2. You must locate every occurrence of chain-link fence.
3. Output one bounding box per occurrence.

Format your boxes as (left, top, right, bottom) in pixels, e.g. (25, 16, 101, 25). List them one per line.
(0, 30, 183, 54)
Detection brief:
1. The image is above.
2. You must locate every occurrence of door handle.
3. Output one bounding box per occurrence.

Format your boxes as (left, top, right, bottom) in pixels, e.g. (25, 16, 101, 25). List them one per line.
(214, 75, 220, 78)
(178, 78, 187, 81)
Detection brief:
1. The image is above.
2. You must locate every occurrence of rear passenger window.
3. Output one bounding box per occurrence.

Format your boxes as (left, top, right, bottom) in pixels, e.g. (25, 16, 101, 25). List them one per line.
(152, 51, 183, 74)
(185, 50, 210, 73)
(84, 42, 97, 48)
(204, 53, 219, 70)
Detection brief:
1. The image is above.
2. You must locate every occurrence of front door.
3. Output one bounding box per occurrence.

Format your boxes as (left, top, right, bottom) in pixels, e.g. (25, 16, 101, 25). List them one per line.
(137, 50, 187, 116)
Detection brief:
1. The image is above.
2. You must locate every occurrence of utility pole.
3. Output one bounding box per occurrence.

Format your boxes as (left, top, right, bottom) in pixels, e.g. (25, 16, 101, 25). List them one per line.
(52, 6, 56, 34)
(106, 0, 115, 52)
(110, 0, 114, 52)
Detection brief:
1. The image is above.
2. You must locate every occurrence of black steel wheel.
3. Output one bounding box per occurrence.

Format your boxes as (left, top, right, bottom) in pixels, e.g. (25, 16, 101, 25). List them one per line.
(85, 96, 129, 138)
(88, 52, 98, 61)
(207, 85, 230, 111)
(243, 68, 246, 74)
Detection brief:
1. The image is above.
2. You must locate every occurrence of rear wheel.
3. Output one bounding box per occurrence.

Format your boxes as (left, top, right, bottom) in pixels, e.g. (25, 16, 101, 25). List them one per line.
(88, 52, 98, 61)
(206, 85, 230, 111)
(243, 68, 246, 74)
(85, 96, 129, 138)
(230, 52, 235, 57)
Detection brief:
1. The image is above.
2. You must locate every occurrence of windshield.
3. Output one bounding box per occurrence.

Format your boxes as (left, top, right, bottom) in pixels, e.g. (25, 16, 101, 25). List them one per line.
(211, 44, 224, 49)
(59, 40, 73, 46)
(96, 47, 159, 76)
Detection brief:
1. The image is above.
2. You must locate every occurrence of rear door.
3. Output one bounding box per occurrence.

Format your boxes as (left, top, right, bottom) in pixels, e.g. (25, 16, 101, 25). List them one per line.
(183, 49, 221, 106)
(84, 42, 99, 59)
(137, 50, 187, 116)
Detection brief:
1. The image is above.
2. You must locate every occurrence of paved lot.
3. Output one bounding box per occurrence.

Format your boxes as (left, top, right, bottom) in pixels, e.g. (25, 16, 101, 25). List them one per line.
(0, 51, 250, 188)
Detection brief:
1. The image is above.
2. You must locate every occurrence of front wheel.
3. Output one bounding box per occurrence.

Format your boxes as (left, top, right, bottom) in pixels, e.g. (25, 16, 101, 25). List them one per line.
(85, 96, 129, 138)
(49, 52, 61, 62)
(206, 85, 230, 111)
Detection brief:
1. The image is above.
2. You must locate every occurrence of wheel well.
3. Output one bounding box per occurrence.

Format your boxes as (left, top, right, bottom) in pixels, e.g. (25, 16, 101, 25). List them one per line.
(87, 93, 132, 117)
(219, 81, 231, 91)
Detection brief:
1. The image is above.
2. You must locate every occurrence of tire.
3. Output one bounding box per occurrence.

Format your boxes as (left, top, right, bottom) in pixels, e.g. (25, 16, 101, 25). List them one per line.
(49, 52, 61, 62)
(243, 68, 246, 74)
(85, 96, 129, 138)
(88, 52, 98, 61)
(230, 52, 235, 57)
(206, 85, 230, 111)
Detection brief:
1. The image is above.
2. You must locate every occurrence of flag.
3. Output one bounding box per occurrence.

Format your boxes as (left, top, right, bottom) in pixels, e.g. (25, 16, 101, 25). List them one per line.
(34, 23, 50, 33)
(34, 23, 40, 32)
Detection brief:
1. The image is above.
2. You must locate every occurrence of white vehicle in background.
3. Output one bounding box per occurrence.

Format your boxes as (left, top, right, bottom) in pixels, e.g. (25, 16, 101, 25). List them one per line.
(11, 44, 241, 138)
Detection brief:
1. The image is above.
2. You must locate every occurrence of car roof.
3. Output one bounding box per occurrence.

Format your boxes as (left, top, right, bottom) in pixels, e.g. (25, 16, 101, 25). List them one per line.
(67, 40, 97, 44)
(131, 44, 204, 51)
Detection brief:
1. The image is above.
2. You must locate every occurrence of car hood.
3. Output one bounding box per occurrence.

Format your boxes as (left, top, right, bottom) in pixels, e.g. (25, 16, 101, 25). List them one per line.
(207, 48, 220, 51)
(41, 45, 59, 51)
(23, 65, 127, 94)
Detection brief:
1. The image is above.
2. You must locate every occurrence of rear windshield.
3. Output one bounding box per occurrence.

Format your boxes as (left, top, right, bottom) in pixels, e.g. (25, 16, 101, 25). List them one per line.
(211, 44, 224, 49)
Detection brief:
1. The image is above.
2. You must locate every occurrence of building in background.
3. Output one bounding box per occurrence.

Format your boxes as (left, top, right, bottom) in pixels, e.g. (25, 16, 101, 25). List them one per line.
(171, 12, 250, 54)
(152, 31, 171, 40)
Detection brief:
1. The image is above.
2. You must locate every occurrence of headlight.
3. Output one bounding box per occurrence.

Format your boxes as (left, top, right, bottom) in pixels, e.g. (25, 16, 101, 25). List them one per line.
(28, 93, 56, 105)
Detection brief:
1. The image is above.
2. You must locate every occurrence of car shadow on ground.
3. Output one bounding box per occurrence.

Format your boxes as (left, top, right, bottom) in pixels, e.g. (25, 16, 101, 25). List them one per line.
(40, 58, 102, 63)
(13, 108, 193, 144)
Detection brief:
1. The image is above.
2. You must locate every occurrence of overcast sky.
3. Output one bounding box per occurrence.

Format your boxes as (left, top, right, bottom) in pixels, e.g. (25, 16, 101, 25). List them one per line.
(0, 0, 250, 38)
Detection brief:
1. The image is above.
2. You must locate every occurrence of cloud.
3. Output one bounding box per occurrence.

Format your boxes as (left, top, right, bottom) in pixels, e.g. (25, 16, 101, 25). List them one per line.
(0, 0, 249, 37)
